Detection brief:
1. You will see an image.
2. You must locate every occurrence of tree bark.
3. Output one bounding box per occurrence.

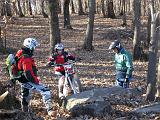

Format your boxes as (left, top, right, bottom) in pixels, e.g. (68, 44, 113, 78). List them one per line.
(70, 0, 75, 14)
(147, 8, 151, 48)
(122, 0, 127, 26)
(101, 0, 106, 17)
(146, 4, 159, 101)
(28, 0, 32, 15)
(12, 1, 18, 16)
(82, 0, 95, 51)
(5, 0, 12, 16)
(41, 0, 48, 18)
(107, 0, 116, 19)
(17, 0, 24, 17)
(142, 0, 146, 16)
(63, 0, 72, 29)
(48, 0, 61, 53)
(133, 0, 142, 61)
(0, 27, 5, 53)
(78, 0, 85, 15)
(155, 57, 160, 101)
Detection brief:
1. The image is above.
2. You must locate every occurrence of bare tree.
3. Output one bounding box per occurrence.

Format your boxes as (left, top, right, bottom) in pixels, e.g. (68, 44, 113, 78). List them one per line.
(146, 3, 159, 101)
(147, 0, 154, 48)
(6, 0, 12, 16)
(77, 0, 85, 15)
(142, 0, 147, 16)
(41, 0, 48, 18)
(82, 0, 95, 51)
(147, 8, 151, 47)
(0, 27, 3, 50)
(106, 0, 116, 18)
(24, 0, 32, 16)
(17, 0, 24, 17)
(48, 0, 61, 53)
(70, 0, 75, 14)
(155, 56, 160, 101)
(63, 0, 72, 29)
(101, 0, 106, 17)
(121, 0, 127, 26)
(0, 0, 12, 16)
(133, 0, 142, 60)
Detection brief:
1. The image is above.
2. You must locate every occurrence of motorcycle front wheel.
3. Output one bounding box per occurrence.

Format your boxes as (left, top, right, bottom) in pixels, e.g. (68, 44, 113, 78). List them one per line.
(72, 73, 82, 93)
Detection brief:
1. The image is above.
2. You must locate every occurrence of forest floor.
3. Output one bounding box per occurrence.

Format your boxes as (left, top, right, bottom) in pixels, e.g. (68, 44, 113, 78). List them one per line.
(0, 14, 159, 120)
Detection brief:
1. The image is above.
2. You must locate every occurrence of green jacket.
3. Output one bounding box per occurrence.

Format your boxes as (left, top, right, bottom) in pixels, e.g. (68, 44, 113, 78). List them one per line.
(114, 48, 133, 78)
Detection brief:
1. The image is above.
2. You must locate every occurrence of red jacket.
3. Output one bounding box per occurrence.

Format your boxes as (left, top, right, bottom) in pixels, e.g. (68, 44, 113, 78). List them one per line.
(16, 49, 39, 84)
(48, 51, 75, 72)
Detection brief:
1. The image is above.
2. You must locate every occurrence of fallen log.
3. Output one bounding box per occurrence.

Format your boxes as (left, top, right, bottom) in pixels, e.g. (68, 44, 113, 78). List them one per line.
(132, 102, 160, 113)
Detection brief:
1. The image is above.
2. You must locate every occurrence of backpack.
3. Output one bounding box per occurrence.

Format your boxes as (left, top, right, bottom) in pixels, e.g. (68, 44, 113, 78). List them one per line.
(6, 54, 24, 80)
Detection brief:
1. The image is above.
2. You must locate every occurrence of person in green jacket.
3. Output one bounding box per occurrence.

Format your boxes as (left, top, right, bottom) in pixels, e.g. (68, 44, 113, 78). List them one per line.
(108, 40, 133, 88)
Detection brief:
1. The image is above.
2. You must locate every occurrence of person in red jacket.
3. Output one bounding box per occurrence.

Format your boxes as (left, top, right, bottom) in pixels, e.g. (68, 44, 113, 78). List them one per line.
(47, 43, 77, 99)
(10, 38, 54, 115)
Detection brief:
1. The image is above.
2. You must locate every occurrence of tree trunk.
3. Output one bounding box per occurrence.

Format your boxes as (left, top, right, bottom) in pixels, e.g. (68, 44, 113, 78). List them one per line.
(146, 4, 159, 102)
(107, 0, 116, 19)
(142, 0, 146, 16)
(17, 0, 24, 17)
(28, 0, 32, 15)
(48, 0, 61, 53)
(122, 0, 127, 26)
(133, 0, 142, 61)
(147, 9, 151, 48)
(63, 0, 72, 29)
(101, 0, 106, 17)
(1, 0, 12, 16)
(78, 0, 85, 15)
(5, 0, 12, 16)
(41, 0, 48, 18)
(70, 0, 75, 14)
(12, 1, 18, 16)
(60, 0, 64, 14)
(25, 0, 32, 16)
(0, 27, 5, 53)
(82, 0, 95, 51)
(84, 1, 88, 13)
(155, 57, 160, 101)
(119, 0, 123, 15)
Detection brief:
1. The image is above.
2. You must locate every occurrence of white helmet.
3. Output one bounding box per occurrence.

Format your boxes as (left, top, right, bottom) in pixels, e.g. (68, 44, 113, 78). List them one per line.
(23, 38, 39, 50)
(55, 43, 64, 51)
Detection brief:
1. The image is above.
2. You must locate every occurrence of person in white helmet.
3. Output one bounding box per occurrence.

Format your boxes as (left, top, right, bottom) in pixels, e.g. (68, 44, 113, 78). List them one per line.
(7, 38, 54, 116)
(47, 43, 80, 101)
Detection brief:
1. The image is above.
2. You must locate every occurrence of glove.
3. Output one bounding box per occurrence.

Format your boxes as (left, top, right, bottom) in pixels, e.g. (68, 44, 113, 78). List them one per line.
(34, 78, 40, 84)
(125, 78, 129, 83)
(124, 78, 129, 88)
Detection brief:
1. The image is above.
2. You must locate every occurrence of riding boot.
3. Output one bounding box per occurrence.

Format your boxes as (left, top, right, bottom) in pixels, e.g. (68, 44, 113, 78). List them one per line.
(58, 85, 64, 98)
(22, 105, 29, 112)
(58, 76, 65, 98)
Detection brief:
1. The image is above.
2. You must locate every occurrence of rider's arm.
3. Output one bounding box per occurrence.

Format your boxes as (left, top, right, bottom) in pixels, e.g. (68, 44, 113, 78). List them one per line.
(22, 58, 40, 84)
(67, 53, 76, 60)
(125, 53, 133, 78)
(65, 52, 81, 61)
(47, 55, 56, 66)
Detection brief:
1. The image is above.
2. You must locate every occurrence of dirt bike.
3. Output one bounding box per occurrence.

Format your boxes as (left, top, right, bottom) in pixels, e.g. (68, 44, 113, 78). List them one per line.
(52, 61, 82, 97)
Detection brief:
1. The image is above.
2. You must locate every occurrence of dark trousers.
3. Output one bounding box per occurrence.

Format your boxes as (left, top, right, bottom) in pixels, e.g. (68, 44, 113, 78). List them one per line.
(116, 70, 129, 88)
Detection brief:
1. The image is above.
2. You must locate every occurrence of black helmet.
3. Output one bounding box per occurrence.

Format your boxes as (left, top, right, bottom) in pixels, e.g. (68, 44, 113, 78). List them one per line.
(108, 40, 122, 50)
